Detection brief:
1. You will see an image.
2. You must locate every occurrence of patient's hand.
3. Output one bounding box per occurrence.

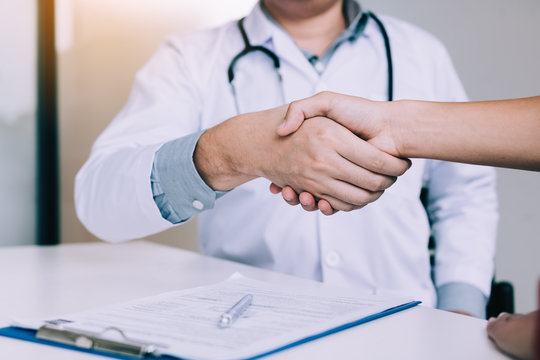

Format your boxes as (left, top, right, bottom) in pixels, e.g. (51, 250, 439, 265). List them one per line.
(486, 311, 537, 360)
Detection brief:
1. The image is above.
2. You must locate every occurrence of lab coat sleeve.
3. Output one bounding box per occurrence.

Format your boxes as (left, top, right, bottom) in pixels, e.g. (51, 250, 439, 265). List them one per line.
(426, 160, 497, 315)
(75, 38, 208, 242)
(424, 45, 498, 311)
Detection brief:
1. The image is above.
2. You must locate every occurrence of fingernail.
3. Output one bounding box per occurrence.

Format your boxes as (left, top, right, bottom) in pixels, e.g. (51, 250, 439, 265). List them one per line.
(278, 119, 286, 129)
(487, 317, 495, 323)
(497, 312, 507, 318)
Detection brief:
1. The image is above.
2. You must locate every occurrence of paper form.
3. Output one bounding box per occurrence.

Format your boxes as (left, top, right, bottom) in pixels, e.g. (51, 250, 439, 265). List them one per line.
(15, 273, 416, 360)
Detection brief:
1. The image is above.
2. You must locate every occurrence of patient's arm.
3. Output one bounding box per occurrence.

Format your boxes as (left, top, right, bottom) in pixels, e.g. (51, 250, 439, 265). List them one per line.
(273, 92, 540, 214)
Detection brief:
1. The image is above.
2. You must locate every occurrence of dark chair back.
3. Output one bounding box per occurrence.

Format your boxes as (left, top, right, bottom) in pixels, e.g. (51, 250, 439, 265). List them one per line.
(420, 187, 514, 319)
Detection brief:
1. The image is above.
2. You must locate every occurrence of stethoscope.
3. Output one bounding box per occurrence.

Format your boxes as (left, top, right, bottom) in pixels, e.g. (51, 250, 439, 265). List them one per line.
(227, 11, 393, 114)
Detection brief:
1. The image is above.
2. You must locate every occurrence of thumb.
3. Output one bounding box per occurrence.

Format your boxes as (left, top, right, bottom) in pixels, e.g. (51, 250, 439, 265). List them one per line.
(276, 92, 335, 136)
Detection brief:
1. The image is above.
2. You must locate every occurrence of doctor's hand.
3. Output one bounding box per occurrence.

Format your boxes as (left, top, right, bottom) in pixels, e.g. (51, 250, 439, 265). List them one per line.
(194, 105, 409, 213)
(270, 92, 410, 214)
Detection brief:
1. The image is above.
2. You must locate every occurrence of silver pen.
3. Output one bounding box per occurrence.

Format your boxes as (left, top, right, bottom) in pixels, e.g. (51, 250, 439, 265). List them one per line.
(218, 294, 253, 328)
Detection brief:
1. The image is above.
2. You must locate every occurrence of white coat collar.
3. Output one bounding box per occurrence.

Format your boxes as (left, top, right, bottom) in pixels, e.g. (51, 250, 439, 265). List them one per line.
(241, 2, 276, 47)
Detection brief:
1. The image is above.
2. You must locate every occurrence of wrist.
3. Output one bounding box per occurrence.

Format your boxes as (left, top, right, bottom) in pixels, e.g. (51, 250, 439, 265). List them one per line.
(366, 100, 405, 158)
(193, 119, 254, 191)
(384, 100, 416, 158)
(193, 106, 287, 190)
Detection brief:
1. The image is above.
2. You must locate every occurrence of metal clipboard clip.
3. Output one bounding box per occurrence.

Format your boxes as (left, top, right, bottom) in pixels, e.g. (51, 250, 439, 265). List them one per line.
(36, 323, 163, 358)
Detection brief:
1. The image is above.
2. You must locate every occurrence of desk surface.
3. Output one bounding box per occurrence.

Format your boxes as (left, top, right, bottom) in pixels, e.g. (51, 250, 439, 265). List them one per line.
(0, 241, 509, 360)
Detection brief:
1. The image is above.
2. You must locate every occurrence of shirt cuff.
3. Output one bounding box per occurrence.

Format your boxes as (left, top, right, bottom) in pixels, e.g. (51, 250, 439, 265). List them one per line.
(151, 131, 228, 224)
(436, 282, 488, 319)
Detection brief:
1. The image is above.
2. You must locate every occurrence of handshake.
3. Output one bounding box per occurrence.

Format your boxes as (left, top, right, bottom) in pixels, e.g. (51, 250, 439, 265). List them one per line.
(202, 89, 524, 214)
(268, 91, 411, 215)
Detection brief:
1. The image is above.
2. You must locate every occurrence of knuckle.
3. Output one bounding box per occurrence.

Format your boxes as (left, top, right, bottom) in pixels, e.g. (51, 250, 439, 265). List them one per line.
(370, 157, 387, 173)
(314, 125, 331, 138)
(316, 91, 332, 100)
(311, 156, 330, 173)
(368, 177, 387, 191)
(313, 126, 337, 146)
(301, 179, 322, 198)
(288, 100, 301, 112)
(376, 176, 396, 190)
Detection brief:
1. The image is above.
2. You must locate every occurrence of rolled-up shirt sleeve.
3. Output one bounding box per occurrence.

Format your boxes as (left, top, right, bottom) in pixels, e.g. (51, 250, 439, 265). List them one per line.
(151, 131, 228, 224)
(437, 282, 488, 319)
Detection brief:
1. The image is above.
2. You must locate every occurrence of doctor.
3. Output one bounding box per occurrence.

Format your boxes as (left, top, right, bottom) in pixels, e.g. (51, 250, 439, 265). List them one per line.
(76, 0, 498, 318)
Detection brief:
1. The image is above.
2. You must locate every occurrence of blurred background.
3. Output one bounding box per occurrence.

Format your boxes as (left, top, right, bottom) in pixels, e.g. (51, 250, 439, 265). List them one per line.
(1, 0, 539, 314)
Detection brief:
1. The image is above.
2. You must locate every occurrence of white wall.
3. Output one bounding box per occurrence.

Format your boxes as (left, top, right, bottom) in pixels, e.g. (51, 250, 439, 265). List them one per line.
(58, 0, 256, 251)
(0, 0, 37, 246)
(362, 0, 540, 313)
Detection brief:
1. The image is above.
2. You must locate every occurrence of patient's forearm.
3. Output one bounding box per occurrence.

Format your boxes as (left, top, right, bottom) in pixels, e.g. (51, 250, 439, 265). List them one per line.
(393, 96, 540, 171)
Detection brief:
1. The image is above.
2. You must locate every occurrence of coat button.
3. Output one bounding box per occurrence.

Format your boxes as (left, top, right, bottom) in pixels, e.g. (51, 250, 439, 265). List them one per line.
(192, 200, 204, 210)
(325, 251, 341, 267)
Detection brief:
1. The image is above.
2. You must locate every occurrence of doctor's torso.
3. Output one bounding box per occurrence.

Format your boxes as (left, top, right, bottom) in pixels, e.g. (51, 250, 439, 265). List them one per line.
(162, 7, 469, 307)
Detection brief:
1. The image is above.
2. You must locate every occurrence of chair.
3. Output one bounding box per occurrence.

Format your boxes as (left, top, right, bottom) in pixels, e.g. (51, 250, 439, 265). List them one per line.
(420, 188, 514, 319)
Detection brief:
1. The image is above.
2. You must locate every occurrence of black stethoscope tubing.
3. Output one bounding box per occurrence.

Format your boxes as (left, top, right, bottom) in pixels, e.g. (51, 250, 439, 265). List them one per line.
(228, 11, 393, 106)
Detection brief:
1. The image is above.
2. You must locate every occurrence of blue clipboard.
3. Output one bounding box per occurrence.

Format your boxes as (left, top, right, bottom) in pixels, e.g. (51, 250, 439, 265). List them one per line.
(0, 300, 420, 359)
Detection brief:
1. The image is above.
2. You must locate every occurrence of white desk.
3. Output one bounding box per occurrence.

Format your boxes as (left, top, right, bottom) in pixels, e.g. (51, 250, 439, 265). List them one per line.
(0, 241, 509, 359)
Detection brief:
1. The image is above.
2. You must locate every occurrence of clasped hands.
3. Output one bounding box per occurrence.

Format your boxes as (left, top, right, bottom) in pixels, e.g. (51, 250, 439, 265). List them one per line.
(269, 91, 409, 215)
(195, 91, 408, 214)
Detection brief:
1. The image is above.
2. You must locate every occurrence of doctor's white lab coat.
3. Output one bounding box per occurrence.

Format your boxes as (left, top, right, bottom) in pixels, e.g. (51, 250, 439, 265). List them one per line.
(75, 5, 498, 308)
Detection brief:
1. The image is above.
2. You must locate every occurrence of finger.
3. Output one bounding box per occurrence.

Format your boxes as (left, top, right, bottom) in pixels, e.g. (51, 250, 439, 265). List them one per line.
(317, 199, 338, 215)
(278, 92, 337, 136)
(322, 148, 399, 192)
(299, 192, 318, 212)
(281, 186, 300, 206)
(337, 131, 411, 177)
(317, 194, 363, 214)
(269, 182, 282, 194)
(338, 160, 398, 192)
(486, 316, 505, 340)
(320, 178, 386, 209)
(486, 317, 499, 336)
